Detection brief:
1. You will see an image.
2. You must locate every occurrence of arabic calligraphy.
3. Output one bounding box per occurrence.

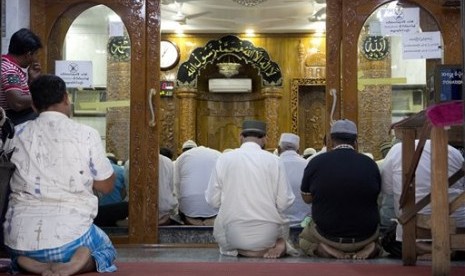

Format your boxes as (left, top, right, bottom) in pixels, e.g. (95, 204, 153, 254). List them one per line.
(108, 36, 131, 62)
(362, 36, 390, 61)
(177, 35, 282, 87)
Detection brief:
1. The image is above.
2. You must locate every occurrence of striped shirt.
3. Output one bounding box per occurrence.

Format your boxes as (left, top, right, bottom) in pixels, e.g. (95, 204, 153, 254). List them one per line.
(1, 54, 29, 111)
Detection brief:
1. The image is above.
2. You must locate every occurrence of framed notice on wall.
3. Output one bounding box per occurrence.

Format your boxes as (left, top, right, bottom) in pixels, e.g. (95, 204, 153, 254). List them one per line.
(434, 64, 463, 102)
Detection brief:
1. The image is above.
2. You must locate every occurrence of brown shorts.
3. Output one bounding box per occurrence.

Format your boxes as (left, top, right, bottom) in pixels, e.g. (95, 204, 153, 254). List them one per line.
(299, 220, 380, 257)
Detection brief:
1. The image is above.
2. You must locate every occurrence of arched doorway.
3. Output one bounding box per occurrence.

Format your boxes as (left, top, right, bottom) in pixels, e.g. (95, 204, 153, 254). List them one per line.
(326, 0, 461, 158)
(31, 0, 161, 244)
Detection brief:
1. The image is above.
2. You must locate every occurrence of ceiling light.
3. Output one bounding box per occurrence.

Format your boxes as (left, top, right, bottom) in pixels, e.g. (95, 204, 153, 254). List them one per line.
(245, 29, 255, 36)
(232, 0, 267, 7)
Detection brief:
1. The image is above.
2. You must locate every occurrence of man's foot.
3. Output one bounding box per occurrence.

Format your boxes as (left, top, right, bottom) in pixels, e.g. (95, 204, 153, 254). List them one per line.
(353, 242, 380, 260)
(316, 243, 352, 259)
(416, 242, 432, 261)
(50, 247, 95, 276)
(263, 238, 286, 259)
(17, 255, 52, 274)
(416, 242, 432, 255)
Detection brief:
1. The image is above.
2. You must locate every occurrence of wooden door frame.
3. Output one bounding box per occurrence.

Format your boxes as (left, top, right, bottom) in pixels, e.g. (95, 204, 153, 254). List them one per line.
(326, 0, 461, 130)
(30, 0, 161, 244)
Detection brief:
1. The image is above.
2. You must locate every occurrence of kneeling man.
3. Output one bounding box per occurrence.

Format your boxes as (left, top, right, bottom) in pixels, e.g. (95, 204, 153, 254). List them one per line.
(299, 119, 382, 259)
(205, 119, 297, 258)
(3, 75, 117, 275)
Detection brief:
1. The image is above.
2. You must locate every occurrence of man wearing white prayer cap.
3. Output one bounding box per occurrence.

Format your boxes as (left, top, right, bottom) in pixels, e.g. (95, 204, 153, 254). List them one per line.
(302, 148, 317, 159)
(175, 139, 220, 225)
(277, 133, 311, 226)
(279, 133, 300, 149)
(182, 139, 198, 152)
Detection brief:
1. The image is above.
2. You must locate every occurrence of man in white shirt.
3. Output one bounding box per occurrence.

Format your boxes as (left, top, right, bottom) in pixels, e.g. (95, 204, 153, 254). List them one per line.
(380, 139, 465, 257)
(122, 153, 178, 226)
(174, 142, 221, 225)
(205, 119, 296, 258)
(159, 154, 178, 225)
(3, 75, 117, 274)
(278, 133, 311, 226)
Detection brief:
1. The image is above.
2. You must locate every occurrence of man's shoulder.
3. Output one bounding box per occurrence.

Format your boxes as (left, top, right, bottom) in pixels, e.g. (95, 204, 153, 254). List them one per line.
(1, 56, 20, 72)
(63, 117, 102, 140)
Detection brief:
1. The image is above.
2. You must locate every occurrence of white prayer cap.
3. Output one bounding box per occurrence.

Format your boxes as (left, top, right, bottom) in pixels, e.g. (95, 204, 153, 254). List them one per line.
(182, 140, 197, 150)
(303, 148, 316, 157)
(279, 133, 300, 148)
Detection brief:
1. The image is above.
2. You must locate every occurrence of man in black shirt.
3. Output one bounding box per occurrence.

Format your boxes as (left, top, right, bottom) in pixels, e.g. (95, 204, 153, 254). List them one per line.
(299, 119, 381, 259)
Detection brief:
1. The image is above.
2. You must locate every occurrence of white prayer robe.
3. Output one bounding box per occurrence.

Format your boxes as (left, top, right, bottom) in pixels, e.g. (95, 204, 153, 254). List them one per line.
(205, 142, 295, 256)
(159, 154, 178, 217)
(174, 146, 221, 217)
(279, 150, 311, 225)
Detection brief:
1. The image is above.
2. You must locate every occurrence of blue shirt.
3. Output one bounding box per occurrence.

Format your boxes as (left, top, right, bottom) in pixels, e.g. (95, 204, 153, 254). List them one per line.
(99, 163, 125, 206)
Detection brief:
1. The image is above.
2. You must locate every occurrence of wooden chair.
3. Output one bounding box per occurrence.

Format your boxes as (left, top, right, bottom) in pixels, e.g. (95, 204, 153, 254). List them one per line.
(392, 102, 465, 275)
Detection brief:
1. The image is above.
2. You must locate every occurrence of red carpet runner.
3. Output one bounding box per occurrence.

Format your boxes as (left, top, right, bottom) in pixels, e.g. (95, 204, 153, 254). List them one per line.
(85, 261, 465, 276)
(4, 260, 464, 275)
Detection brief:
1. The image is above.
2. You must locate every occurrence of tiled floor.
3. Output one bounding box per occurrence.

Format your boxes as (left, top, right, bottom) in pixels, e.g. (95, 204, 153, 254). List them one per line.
(114, 246, 465, 267)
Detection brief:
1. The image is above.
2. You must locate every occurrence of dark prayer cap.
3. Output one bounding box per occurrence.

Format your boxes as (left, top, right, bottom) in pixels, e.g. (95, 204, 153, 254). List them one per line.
(330, 119, 357, 135)
(241, 119, 266, 136)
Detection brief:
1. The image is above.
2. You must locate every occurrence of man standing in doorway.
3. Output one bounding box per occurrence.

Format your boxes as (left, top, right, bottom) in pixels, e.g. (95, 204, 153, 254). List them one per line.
(1, 28, 42, 126)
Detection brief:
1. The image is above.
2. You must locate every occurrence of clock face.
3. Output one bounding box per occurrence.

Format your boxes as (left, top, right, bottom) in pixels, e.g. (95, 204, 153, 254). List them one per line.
(160, 40, 180, 71)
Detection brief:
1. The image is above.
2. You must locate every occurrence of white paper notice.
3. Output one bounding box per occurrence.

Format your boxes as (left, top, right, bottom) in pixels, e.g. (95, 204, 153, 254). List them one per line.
(402, 32, 442, 60)
(55, 60, 93, 88)
(109, 21, 124, 37)
(380, 7, 419, 36)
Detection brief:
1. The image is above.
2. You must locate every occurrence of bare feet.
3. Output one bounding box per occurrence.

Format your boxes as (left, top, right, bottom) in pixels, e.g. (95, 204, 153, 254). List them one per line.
(353, 242, 380, 260)
(263, 238, 286, 259)
(317, 243, 352, 259)
(50, 247, 95, 276)
(416, 242, 432, 261)
(416, 242, 432, 255)
(237, 238, 287, 259)
(17, 256, 52, 274)
(237, 249, 268, 258)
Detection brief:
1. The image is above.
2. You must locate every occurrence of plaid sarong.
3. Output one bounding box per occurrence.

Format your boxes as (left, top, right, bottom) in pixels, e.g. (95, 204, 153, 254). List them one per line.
(7, 224, 117, 273)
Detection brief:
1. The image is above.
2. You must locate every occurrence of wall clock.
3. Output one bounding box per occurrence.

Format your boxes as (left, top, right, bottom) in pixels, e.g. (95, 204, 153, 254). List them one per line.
(160, 40, 180, 71)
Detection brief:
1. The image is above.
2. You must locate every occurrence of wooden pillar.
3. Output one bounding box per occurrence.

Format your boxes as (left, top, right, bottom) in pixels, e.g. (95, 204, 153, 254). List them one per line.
(262, 86, 282, 149)
(431, 126, 451, 276)
(176, 87, 197, 154)
(401, 128, 417, 265)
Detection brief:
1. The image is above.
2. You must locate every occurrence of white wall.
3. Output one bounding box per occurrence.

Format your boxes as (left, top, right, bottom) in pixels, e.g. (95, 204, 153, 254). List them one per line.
(2, 0, 30, 54)
(63, 5, 120, 87)
(390, 36, 426, 85)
